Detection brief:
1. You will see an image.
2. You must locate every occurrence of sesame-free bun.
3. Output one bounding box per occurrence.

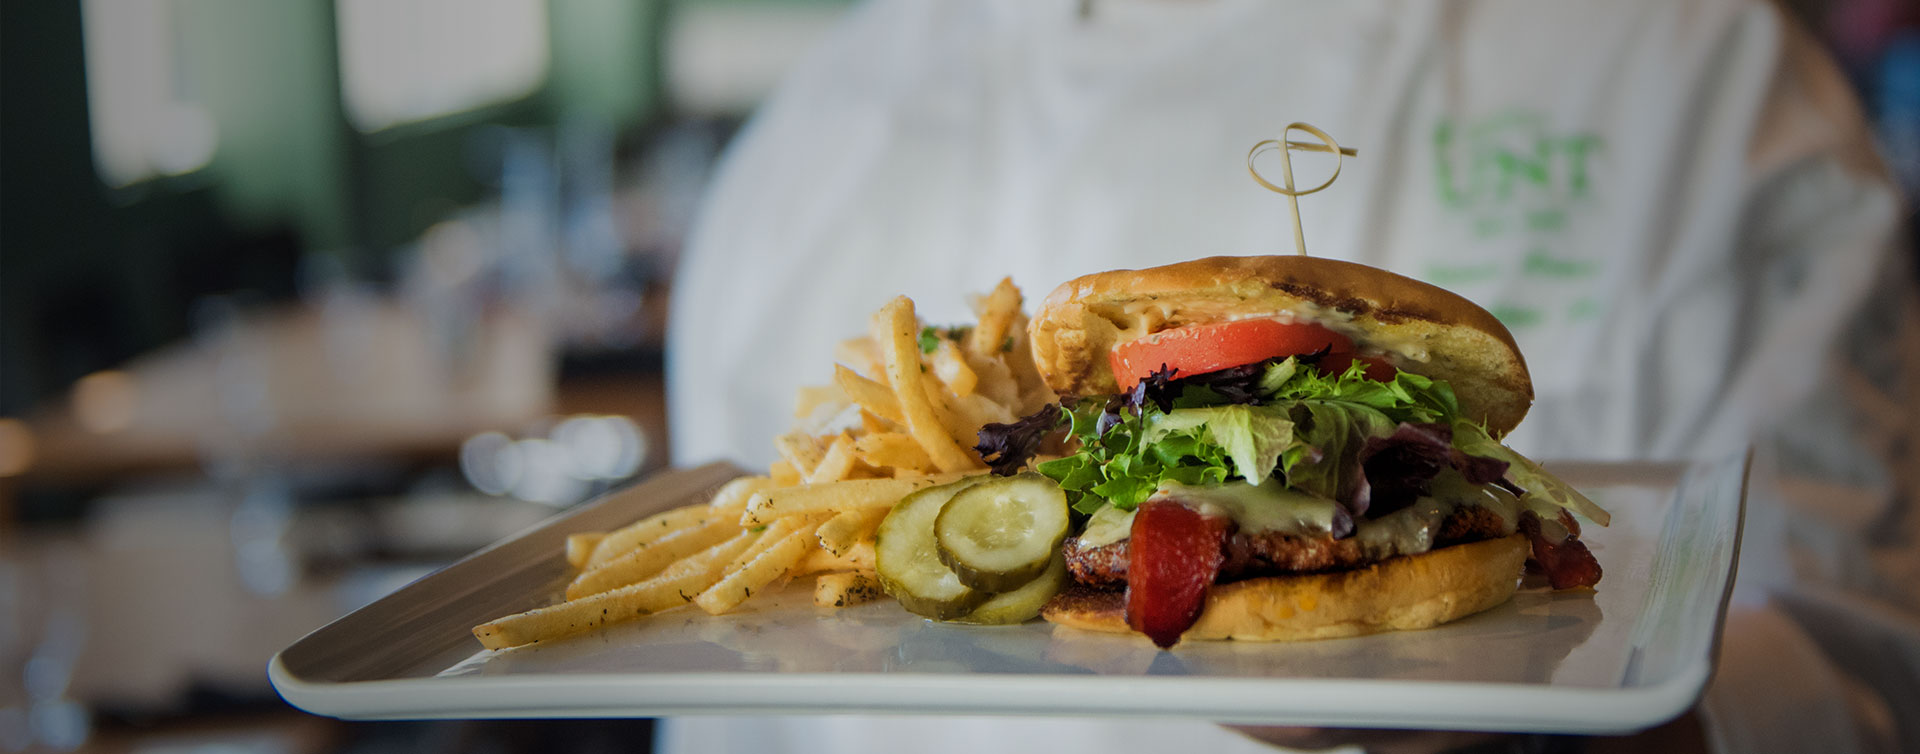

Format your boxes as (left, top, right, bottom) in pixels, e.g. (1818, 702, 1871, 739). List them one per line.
(1028, 256, 1533, 436)
(1040, 534, 1528, 642)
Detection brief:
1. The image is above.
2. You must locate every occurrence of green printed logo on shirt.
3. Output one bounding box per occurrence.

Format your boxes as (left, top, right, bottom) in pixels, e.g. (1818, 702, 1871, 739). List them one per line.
(1426, 111, 1607, 329)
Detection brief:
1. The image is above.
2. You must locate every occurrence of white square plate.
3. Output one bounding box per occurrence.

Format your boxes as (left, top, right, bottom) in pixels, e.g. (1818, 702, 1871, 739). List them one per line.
(271, 455, 1748, 734)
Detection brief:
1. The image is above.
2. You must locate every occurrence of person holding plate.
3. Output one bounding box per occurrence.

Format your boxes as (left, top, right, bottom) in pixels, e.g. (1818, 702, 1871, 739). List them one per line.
(666, 0, 1920, 751)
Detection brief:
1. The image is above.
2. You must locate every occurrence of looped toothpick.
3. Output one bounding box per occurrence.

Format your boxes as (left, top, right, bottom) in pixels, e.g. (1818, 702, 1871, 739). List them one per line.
(1247, 123, 1357, 256)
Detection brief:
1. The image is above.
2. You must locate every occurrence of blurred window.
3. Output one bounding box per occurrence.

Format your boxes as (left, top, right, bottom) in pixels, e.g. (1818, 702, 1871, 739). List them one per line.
(666, 3, 847, 117)
(336, 0, 549, 133)
(81, 0, 219, 187)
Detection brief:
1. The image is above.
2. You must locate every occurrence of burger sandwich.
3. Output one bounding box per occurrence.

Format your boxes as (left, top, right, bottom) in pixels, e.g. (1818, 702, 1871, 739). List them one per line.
(974, 256, 1608, 648)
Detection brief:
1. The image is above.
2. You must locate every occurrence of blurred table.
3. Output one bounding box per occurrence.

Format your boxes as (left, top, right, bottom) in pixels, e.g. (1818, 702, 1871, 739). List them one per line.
(16, 301, 554, 484)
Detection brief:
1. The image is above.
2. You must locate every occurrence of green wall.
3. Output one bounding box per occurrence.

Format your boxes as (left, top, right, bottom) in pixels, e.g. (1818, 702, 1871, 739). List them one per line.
(0, 0, 670, 413)
(178, 0, 356, 252)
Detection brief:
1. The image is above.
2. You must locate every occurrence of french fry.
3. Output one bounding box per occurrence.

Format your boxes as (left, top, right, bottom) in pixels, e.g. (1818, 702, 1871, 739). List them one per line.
(930, 341, 979, 397)
(835, 337, 885, 380)
(738, 512, 837, 570)
(954, 391, 1018, 428)
(873, 297, 983, 473)
(710, 475, 777, 510)
(806, 434, 858, 484)
(846, 539, 876, 570)
(741, 474, 967, 526)
(796, 539, 876, 575)
(835, 364, 905, 424)
(588, 502, 740, 569)
(769, 459, 803, 486)
(814, 507, 888, 557)
(922, 377, 992, 452)
(566, 515, 742, 599)
(791, 384, 847, 420)
(851, 432, 933, 474)
(722, 515, 805, 571)
(473, 531, 758, 650)
(859, 409, 898, 436)
(566, 533, 605, 569)
(814, 571, 884, 608)
(966, 278, 1021, 361)
(775, 432, 831, 478)
(966, 354, 1022, 408)
(1003, 312, 1056, 407)
(473, 281, 1050, 650)
(695, 520, 822, 614)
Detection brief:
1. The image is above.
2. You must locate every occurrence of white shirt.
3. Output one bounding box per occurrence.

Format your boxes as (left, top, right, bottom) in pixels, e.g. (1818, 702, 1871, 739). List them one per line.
(666, 1, 1920, 751)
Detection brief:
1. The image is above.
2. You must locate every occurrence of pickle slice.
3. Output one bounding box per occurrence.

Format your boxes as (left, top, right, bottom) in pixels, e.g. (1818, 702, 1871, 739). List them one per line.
(934, 473, 1070, 592)
(875, 478, 988, 620)
(950, 553, 1068, 625)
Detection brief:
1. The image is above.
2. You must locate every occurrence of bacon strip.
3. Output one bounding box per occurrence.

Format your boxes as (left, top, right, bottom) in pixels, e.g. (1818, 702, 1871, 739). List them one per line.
(1125, 500, 1229, 648)
(1520, 511, 1602, 589)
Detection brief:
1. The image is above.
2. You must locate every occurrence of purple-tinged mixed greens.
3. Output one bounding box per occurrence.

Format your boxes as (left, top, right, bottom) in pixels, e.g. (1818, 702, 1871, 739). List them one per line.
(974, 356, 1604, 537)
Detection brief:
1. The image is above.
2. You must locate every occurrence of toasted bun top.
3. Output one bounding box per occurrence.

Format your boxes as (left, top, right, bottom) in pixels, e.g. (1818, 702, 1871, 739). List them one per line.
(1027, 256, 1532, 435)
(1041, 534, 1528, 643)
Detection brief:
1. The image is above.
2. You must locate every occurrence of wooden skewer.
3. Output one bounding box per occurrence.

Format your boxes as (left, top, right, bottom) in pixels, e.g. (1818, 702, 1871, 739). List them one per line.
(1284, 141, 1360, 156)
(1247, 123, 1358, 256)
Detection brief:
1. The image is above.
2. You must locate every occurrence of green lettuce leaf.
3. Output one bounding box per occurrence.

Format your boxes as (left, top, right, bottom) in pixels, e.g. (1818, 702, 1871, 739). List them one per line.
(1037, 354, 1607, 528)
(1039, 403, 1255, 513)
(1451, 420, 1612, 525)
(1280, 400, 1398, 500)
(1143, 405, 1297, 485)
(1263, 359, 1460, 424)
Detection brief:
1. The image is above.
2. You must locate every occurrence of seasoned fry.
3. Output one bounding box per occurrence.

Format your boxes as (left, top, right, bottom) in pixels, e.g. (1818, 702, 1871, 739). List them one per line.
(858, 409, 897, 436)
(1004, 312, 1055, 407)
(930, 340, 979, 397)
(791, 384, 847, 420)
(922, 377, 992, 452)
(806, 433, 858, 484)
(814, 571, 884, 608)
(852, 432, 935, 472)
(588, 502, 738, 569)
(796, 539, 876, 575)
(473, 281, 1044, 649)
(774, 432, 831, 478)
(710, 475, 778, 511)
(566, 515, 742, 599)
(695, 521, 820, 615)
(815, 507, 888, 557)
(966, 353, 1022, 408)
(769, 459, 803, 486)
(966, 278, 1022, 361)
(742, 474, 967, 526)
(724, 515, 808, 570)
(834, 337, 885, 380)
(873, 297, 983, 473)
(834, 365, 905, 424)
(953, 391, 1018, 428)
(566, 533, 605, 569)
(473, 531, 758, 650)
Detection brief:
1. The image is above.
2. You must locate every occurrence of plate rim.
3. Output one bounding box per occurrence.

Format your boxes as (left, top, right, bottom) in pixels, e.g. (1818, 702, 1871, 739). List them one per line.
(270, 654, 1712, 733)
(269, 457, 1747, 734)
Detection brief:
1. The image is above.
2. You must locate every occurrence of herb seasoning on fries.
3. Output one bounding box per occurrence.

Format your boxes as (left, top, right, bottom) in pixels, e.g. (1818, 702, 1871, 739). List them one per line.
(472, 280, 1055, 650)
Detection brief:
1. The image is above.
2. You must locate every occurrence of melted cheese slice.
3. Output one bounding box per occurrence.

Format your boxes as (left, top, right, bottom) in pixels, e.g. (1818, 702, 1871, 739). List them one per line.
(1072, 471, 1522, 558)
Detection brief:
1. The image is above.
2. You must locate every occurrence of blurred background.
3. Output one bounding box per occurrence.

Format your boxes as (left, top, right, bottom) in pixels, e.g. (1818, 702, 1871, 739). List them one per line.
(0, 1, 1914, 753)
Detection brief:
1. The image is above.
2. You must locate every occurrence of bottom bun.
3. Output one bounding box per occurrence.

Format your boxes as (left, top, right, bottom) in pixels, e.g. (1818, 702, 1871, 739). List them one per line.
(1041, 534, 1528, 642)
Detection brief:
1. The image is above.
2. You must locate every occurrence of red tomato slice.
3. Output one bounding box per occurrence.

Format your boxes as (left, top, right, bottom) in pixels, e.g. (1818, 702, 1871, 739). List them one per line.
(1108, 319, 1356, 387)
